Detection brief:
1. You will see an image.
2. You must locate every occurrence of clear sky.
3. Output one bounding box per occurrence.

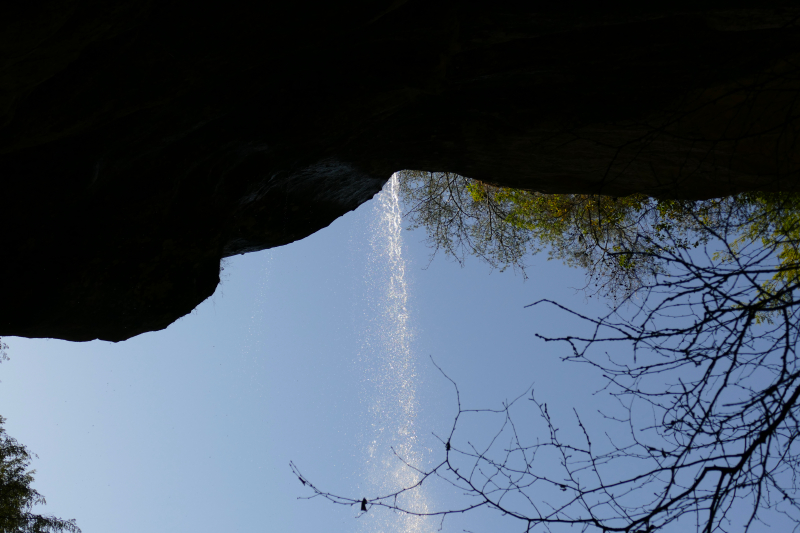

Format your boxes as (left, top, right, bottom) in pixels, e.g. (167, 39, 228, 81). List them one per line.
(0, 178, 753, 532)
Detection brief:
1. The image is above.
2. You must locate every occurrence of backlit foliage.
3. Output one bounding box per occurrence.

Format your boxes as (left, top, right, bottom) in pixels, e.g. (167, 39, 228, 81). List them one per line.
(298, 176, 800, 533)
(397, 170, 800, 298)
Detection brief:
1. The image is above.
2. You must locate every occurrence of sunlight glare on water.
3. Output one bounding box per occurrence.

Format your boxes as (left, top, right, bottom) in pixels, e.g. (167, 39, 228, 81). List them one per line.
(357, 174, 434, 533)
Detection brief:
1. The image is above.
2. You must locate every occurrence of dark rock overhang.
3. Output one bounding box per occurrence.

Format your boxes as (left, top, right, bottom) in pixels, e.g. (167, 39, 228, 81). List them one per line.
(1, 0, 798, 341)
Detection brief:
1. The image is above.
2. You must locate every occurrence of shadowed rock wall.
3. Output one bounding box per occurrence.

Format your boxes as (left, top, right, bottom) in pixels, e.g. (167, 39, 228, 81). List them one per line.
(1, 0, 798, 341)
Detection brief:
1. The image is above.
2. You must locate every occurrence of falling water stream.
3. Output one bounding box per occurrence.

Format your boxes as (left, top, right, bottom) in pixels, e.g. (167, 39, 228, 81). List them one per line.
(357, 174, 434, 533)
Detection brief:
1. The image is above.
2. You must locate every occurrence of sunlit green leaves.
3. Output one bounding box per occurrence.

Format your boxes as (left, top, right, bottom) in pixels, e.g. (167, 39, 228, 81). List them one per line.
(397, 170, 800, 299)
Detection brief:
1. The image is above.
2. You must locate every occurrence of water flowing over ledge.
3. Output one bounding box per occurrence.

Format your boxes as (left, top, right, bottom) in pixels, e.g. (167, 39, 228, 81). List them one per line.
(358, 175, 434, 533)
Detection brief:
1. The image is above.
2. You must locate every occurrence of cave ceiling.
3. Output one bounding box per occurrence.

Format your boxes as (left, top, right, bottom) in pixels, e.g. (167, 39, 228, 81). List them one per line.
(1, 0, 798, 340)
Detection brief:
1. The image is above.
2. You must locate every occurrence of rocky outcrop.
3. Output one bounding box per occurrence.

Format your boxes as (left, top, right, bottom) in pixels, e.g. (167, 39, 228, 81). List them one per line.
(1, 1, 798, 341)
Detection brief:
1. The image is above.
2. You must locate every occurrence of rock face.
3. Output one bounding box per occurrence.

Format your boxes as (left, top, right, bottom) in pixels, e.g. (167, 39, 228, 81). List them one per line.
(1, 1, 798, 341)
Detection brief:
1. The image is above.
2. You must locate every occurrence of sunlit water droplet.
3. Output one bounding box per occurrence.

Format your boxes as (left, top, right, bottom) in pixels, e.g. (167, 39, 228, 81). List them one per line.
(358, 174, 434, 533)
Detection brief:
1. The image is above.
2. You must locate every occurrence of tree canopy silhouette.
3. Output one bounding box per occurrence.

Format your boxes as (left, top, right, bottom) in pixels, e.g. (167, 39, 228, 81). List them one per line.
(0, 416, 80, 533)
(397, 170, 800, 298)
(293, 175, 800, 532)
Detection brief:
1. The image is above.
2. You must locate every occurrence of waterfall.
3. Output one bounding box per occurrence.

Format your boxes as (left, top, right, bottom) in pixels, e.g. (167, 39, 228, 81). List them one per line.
(358, 174, 433, 533)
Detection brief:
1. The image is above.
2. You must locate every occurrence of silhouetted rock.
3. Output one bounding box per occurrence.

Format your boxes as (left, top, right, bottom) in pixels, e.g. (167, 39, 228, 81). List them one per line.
(1, 1, 798, 340)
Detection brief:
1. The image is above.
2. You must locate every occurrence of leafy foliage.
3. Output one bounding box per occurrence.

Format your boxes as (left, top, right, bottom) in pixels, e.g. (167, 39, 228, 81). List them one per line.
(297, 180, 800, 533)
(0, 416, 80, 533)
(397, 171, 800, 298)
(713, 193, 800, 322)
(397, 170, 535, 273)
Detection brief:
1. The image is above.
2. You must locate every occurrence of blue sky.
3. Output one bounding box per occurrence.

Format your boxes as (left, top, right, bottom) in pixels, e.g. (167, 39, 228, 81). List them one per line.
(0, 179, 686, 533)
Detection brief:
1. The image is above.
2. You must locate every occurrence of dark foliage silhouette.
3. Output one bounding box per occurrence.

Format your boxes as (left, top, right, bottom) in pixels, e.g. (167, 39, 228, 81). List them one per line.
(293, 194, 800, 532)
(0, 416, 80, 533)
